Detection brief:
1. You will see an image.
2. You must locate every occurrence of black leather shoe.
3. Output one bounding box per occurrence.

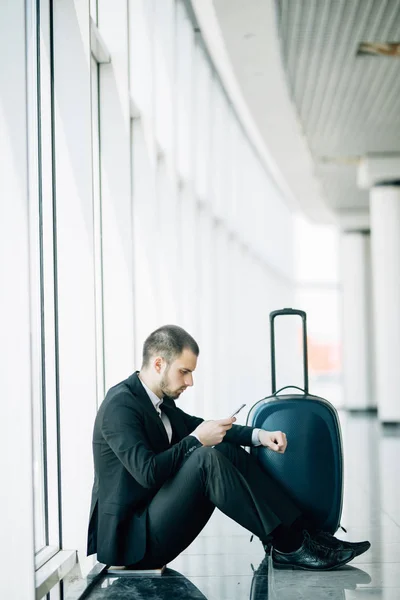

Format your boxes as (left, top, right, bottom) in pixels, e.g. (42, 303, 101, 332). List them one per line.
(262, 533, 273, 555)
(313, 530, 371, 558)
(272, 531, 354, 571)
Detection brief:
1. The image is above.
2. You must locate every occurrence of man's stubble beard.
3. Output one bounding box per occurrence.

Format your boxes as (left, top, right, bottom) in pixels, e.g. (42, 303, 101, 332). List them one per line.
(160, 365, 180, 399)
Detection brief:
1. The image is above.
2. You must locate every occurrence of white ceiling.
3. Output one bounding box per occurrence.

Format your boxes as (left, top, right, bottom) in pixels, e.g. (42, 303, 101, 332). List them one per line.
(206, 0, 400, 225)
(276, 0, 400, 217)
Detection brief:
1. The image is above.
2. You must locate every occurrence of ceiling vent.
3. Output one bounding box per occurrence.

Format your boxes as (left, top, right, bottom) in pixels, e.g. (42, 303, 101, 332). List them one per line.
(358, 42, 400, 57)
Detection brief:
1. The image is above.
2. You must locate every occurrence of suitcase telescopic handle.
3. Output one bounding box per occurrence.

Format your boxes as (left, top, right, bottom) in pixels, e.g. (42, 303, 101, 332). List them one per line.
(270, 308, 309, 395)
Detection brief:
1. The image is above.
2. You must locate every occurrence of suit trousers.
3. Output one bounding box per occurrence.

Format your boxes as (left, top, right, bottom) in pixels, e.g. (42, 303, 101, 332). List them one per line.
(129, 442, 302, 568)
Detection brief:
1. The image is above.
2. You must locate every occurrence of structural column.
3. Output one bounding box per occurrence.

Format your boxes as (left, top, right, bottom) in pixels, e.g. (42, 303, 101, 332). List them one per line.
(340, 230, 374, 411)
(369, 185, 400, 424)
(359, 154, 400, 424)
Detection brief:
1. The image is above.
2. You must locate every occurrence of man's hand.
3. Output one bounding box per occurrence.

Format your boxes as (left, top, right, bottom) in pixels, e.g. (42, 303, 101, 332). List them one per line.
(193, 418, 236, 447)
(258, 430, 287, 453)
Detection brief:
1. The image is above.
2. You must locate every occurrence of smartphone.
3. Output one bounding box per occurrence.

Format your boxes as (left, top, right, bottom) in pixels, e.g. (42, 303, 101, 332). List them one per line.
(229, 403, 246, 419)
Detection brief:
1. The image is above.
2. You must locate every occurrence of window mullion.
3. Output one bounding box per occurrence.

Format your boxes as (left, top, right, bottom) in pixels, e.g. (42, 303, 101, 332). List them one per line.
(38, 0, 61, 553)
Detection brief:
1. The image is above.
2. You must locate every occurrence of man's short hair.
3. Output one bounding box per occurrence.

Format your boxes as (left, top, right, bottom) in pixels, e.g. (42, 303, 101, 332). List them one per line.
(142, 325, 199, 367)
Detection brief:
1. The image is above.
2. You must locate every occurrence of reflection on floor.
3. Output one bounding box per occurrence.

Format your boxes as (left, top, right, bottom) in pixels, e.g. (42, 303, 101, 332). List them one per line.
(86, 412, 400, 599)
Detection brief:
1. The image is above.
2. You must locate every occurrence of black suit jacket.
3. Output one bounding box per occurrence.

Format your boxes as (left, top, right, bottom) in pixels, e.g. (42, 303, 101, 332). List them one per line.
(87, 372, 255, 565)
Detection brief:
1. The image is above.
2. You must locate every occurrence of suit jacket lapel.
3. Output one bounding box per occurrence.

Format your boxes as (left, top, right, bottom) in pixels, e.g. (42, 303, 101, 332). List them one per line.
(125, 372, 170, 447)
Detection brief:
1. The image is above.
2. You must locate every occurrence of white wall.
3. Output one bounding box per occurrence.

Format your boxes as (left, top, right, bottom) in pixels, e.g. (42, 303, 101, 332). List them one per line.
(0, 1, 35, 597)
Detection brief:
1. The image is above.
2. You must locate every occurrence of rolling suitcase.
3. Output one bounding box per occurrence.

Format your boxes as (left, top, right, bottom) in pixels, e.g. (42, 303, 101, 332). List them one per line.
(246, 308, 344, 533)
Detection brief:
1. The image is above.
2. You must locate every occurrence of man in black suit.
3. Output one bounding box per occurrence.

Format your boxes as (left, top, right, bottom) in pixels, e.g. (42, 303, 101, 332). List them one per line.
(87, 325, 369, 570)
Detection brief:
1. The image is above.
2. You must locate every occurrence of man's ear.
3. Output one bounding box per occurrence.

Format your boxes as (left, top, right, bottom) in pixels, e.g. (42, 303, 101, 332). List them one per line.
(154, 356, 163, 374)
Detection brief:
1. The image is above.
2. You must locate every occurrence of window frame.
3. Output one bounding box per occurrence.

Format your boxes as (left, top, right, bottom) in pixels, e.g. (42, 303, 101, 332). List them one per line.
(27, 0, 62, 569)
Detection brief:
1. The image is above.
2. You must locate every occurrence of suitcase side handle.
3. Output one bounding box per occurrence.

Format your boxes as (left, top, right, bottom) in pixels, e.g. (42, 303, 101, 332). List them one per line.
(270, 308, 309, 395)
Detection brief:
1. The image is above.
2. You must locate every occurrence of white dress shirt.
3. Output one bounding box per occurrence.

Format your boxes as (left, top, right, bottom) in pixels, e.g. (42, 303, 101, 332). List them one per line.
(139, 376, 262, 446)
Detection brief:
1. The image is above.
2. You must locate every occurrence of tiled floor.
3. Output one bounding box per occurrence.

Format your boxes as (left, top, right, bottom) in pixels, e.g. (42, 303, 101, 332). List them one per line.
(87, 412, 400, 599)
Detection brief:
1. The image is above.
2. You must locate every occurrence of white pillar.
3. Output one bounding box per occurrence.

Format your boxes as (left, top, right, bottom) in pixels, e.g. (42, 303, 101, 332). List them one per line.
(369, 185, 400, 424)
(340, 231, 374, 410)
(98, 0, 135, 389)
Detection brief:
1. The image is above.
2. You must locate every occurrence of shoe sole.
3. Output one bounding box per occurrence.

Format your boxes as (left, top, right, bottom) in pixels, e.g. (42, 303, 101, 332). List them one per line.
(273, 553, 355, 571)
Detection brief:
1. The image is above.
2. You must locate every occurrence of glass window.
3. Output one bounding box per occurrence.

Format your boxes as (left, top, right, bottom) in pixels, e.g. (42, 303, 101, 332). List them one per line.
(176, 1, 194, 180)
(154, 0, 175, 152)
(26, 0, 47, 556)
(193, 43, 212, 200)
(179, 185, 198, 332)
(156, 157, 180, 323)
(210, 80, 230, 218)
(90, 55, 105, 408)
(90, 0, 98, 22)
(131, 119, 161, 357)
(230, 121, 244, 232)
(129, 0, 155, 119)
(218, 104, 234, 220)
(197, 209, 217, 418)
(27, 0, 60, 564)
(214, 227, 231, 411)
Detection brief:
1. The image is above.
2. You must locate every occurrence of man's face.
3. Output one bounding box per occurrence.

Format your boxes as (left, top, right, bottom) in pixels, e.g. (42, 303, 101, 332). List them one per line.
(159, 348, 197, 399)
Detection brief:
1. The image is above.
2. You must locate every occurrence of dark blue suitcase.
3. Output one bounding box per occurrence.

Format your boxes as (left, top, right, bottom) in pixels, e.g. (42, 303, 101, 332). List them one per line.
(246, 308, 344, 534)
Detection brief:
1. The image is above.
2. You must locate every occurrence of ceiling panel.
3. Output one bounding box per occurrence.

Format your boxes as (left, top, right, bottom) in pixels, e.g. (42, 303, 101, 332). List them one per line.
(276, 0, 400, 212)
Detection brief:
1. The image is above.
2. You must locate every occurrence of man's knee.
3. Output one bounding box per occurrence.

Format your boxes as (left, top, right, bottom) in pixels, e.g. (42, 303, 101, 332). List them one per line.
(190, 446, 226, 469)
(194, 446, 219, 461)
(191, 444, 243, 468)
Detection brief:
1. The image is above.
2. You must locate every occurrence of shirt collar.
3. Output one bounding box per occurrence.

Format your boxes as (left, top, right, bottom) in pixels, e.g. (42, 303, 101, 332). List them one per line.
(139, 376, 164, 413)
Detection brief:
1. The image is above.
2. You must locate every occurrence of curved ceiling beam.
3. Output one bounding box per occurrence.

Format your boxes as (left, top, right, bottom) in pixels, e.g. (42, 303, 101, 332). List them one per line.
(191, 0, 334, 223)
